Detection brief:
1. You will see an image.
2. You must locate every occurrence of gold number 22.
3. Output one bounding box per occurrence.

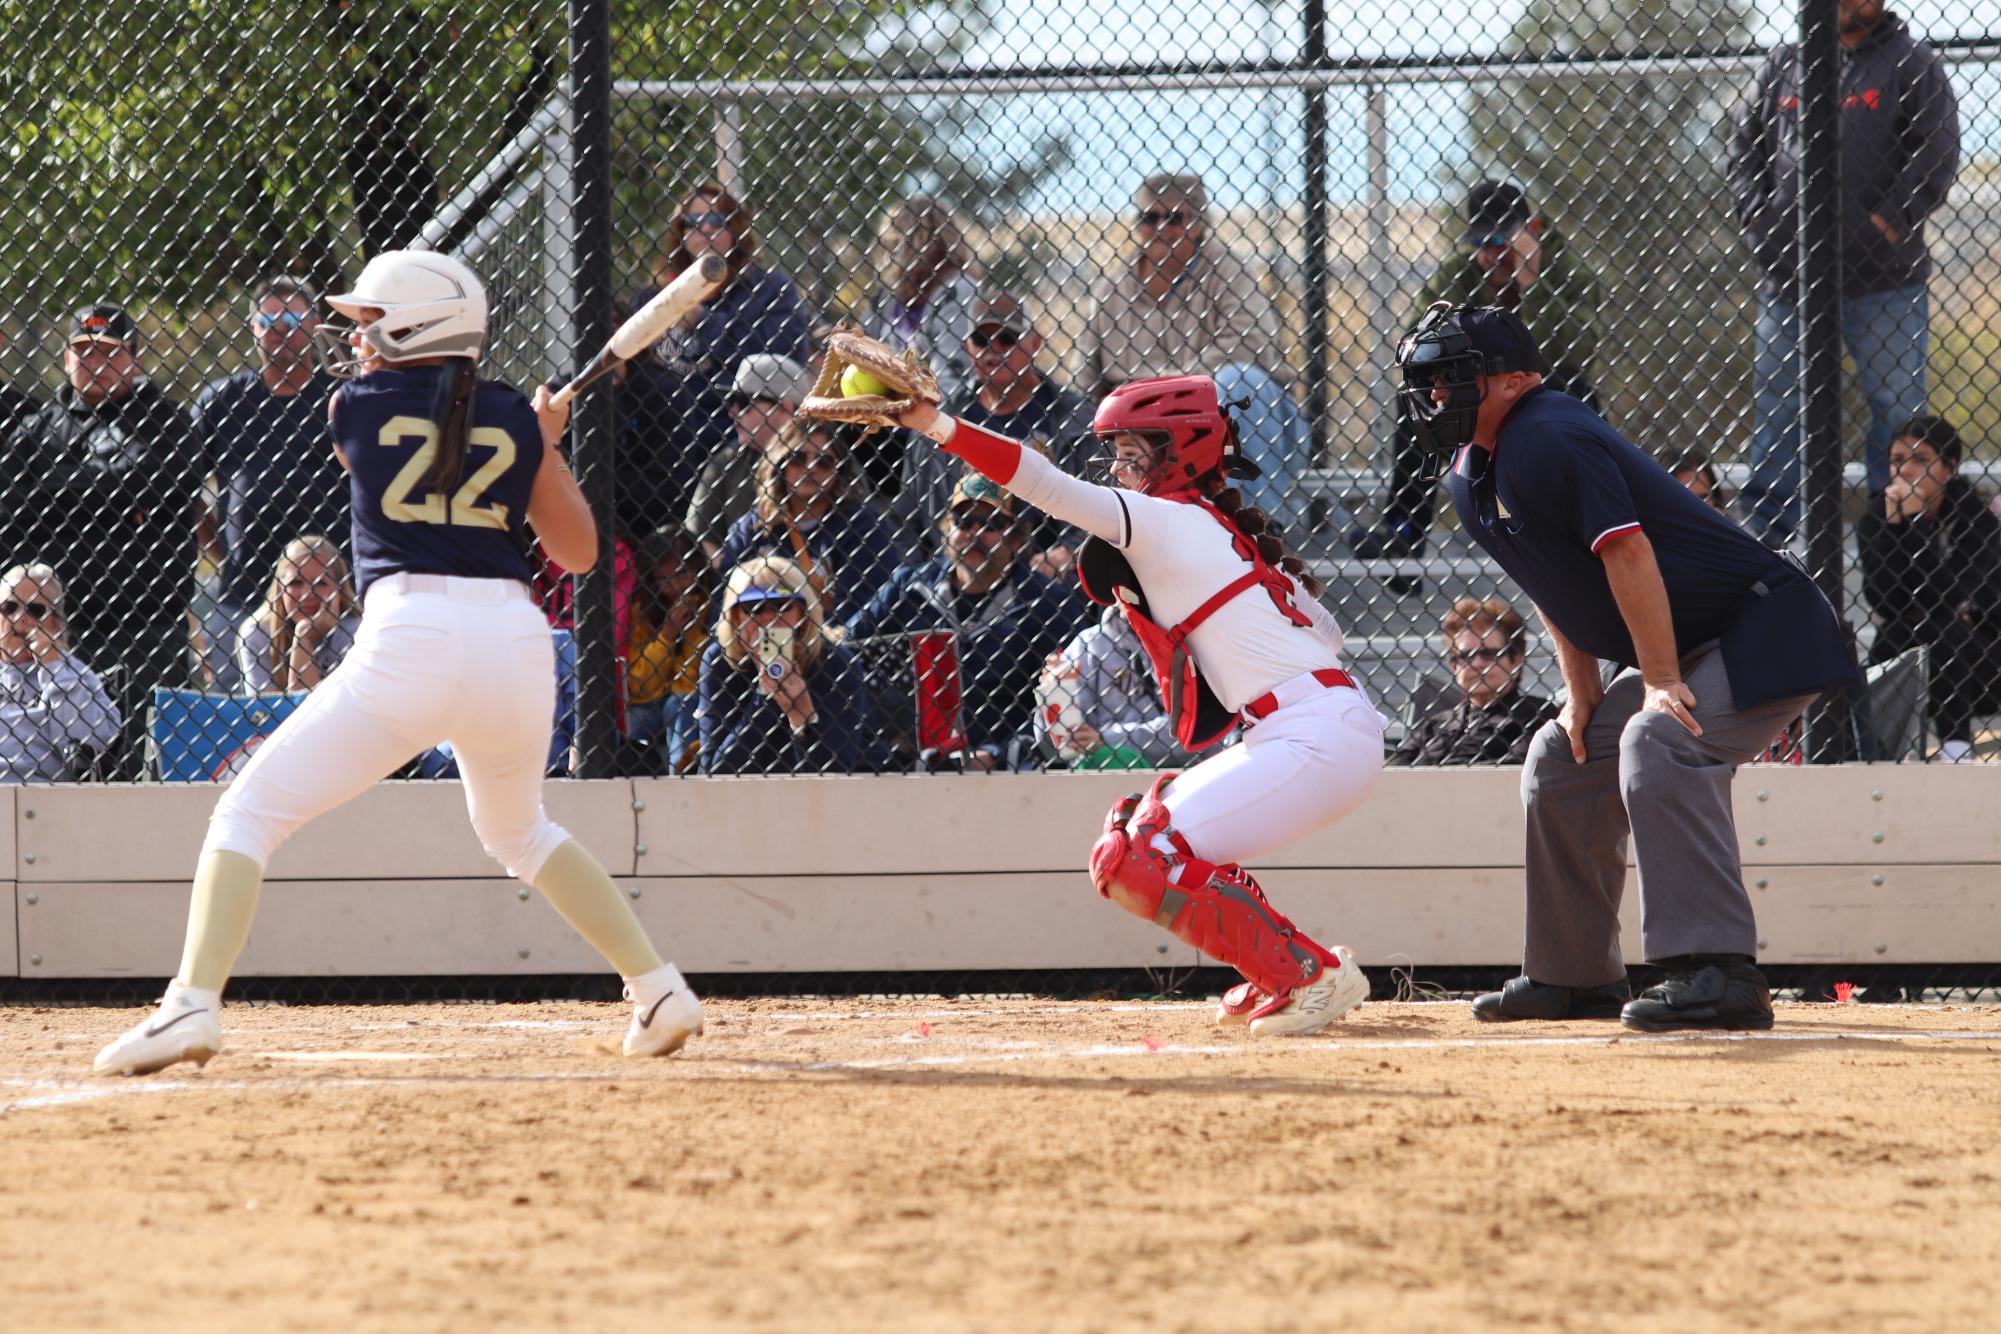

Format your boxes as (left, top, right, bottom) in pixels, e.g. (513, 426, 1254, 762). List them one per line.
(377, 415, 517, 530)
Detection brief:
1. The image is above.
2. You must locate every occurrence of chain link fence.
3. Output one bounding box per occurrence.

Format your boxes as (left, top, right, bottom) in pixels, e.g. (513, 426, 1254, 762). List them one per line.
(2, 1, 1999, 784)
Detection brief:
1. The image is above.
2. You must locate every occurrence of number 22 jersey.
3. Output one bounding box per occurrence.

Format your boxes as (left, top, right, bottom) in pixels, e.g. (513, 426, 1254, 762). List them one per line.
(330, 365, 544, 595)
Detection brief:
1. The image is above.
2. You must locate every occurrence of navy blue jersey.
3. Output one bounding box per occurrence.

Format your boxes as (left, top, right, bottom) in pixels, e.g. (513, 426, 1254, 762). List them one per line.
(330, 366, 544, 593)
(1445, 388, 1787, 667)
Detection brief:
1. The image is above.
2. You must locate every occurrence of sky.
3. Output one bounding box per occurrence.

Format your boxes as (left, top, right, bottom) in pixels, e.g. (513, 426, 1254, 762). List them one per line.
(875, 0, 2001, 214)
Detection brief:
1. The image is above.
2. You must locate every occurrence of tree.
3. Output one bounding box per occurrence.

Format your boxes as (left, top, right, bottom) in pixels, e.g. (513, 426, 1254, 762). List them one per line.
(1460, 0, 1759, 448)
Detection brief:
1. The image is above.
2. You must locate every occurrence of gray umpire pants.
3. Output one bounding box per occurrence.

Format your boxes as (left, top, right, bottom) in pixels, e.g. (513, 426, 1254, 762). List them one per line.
(1518, 643, 1819, 987)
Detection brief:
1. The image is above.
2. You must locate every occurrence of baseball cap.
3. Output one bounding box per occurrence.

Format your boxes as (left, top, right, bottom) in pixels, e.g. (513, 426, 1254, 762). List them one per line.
(68, 302, 138, 350)
(731, 353, 810, 406)
(1460, 180, 1532, 245)
(1457, 305, 1543, 375)
(967, 291, 1035, 337)
(948, 472, 1018, 517)
(734, 584, 806, 607)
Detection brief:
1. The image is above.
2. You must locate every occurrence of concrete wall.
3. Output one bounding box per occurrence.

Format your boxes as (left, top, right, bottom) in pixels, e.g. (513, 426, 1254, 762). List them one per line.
(7, 767, 1999, 978)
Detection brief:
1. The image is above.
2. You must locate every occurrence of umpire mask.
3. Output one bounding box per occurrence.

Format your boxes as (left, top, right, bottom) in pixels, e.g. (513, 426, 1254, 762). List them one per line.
(1394, 302, 1488, 476)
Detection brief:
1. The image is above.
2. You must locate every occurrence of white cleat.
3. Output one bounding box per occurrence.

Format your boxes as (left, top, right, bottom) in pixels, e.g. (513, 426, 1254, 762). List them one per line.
(1248, 947, 1370, 1037)
(623, 967, 704, 1058)
(94, 988, 223, 1076)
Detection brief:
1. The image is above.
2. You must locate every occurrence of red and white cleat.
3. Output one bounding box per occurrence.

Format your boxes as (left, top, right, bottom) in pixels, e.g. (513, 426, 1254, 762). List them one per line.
(1246, 947, 1370, 1036)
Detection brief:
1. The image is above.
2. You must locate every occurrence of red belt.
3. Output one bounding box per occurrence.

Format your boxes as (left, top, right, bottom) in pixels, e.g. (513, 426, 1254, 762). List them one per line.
(1241, 668, 1356, 721)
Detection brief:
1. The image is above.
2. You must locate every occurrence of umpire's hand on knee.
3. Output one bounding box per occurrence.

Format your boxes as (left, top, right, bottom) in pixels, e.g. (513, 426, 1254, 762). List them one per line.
(1642, 678, 1703, 739)
(1557, 689, 1601, 764)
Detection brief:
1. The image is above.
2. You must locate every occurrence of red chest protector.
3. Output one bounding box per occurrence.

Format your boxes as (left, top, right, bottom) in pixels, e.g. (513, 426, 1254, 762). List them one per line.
(1076, 494, 1313, 749)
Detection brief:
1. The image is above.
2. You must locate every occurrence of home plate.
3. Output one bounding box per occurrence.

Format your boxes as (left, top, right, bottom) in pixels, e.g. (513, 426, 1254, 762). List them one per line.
(262, 1051, 444, 1063)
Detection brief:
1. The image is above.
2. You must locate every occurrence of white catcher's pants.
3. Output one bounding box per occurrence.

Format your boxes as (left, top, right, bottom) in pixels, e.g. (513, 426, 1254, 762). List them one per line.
(204, 573, 571, 879)
(1159, 676, 1385, 868)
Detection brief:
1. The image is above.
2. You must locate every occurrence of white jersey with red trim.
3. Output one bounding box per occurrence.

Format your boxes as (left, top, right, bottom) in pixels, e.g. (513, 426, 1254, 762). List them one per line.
(1002, 449, 1347, 713)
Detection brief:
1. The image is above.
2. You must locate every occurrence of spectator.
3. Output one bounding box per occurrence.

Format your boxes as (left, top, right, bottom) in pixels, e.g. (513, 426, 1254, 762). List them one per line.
(697, 555, 882, 774)
(235, 536, 361, 695)
(533, 532, 637, 663)
(191, 276, 347, 692)
(1075, 172, 1305, 516)
(1388, 597, 1557, 766)
(1662, 447, 1730, 514)
(1034, 606, 1204, 769)
(685, 353, 810, 558)
(1856, 414, 2001, 764)
(715, 422, 900, 620)
(898, 290, 1097, 576)
(1728, 0, 1960, 543)
(844, 473, 1089, 770)
(861, 196, 980, 407)
(1, 302, 200, 741)
(1354, 180, 1603, 558)
(0, 562, 121, 782)
(637, 182, 815, 394)
(625, 528, 713, 772)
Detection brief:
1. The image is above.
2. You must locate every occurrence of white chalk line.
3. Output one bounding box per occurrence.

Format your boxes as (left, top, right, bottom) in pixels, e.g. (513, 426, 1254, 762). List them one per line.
(6, 1022, 1999, 1115)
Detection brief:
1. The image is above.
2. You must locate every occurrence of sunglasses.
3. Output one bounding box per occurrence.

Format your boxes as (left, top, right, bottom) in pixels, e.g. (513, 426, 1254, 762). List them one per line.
(1137, 209, 1191, 228)
(951, 507, 1014, 534)
(682, 211, 732, 229)
(1471, 232, 1512, 249)
(782, 451, 839, 475)
(1449, 648, 1510, 667)
(254, 311, 312, 331)
(968, 328, 1023, 350)
(1, 599, 52, 619)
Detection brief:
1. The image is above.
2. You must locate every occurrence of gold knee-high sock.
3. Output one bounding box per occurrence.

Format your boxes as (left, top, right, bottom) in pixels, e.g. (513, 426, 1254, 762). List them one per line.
(175, 850, 267, 992)
(531, 840, 663, 978)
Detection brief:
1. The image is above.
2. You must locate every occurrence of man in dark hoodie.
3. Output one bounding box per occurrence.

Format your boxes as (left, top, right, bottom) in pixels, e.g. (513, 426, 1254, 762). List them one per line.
(1856, 415, 2000, 763)
(3, 303, 201, 742)
(1728, 0, 1960, 544)
(1352, 180, 1602, 559)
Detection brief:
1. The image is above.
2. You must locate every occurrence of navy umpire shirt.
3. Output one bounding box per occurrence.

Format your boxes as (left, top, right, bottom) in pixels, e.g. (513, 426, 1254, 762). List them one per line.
(1445, 388, 1855, 705)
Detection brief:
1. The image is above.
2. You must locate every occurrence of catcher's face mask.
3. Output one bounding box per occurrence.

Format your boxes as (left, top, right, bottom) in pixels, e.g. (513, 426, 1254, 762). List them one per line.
(1091, 430, 1170, 492)
(1395, 302, 1491, 476)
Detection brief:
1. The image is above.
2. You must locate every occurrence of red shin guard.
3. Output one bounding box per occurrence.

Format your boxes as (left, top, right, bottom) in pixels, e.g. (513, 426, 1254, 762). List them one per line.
(1088, 776, 1338, 995)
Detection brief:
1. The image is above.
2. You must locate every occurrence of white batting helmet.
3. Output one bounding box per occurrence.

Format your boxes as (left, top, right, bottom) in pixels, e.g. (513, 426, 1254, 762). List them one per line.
(322, 249, 487, 375)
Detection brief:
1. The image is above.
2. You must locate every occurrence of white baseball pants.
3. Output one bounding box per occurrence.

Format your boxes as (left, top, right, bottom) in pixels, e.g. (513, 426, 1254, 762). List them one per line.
(1158, 678, 1385, 867)
(203, 572, 571, 879)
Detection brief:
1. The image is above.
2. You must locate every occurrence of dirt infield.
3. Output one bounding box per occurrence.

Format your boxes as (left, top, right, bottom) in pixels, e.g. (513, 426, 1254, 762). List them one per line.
(4, 997, 1999, 1333)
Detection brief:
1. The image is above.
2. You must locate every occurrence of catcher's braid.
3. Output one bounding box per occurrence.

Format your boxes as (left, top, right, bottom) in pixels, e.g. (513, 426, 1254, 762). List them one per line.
(799, 325, 941, 432)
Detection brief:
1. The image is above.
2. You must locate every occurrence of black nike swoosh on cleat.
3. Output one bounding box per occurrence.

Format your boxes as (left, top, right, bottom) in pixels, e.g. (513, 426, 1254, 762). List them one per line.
(638, 991, 678, 1028)
(143, 1009, 211, 1039)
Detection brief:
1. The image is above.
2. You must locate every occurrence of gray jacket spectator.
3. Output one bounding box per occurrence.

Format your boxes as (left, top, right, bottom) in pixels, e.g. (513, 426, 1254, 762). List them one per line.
(234, 536, 363, 695)
(684, 354, 810, 556)
(1728, 8, 1960, 297)
(0, 563, 121, 782)
(861, 196, 979, 406)
(1035, 607, 1199, 769)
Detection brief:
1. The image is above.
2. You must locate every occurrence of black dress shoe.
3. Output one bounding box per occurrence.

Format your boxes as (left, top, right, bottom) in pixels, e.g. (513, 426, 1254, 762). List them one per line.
(1471, 975, 1633, 1023)
(1620, 960, 1774, 1032)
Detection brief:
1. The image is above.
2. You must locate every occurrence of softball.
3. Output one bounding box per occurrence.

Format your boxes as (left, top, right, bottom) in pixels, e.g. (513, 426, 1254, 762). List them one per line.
(841, 365, 891, 398)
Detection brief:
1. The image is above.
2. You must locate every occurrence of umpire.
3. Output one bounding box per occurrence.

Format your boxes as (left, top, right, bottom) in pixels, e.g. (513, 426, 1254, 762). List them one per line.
(1394, 304, 1857, 1032)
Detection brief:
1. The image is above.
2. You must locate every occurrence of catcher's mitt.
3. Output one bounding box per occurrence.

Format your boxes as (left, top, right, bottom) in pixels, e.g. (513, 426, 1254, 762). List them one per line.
(799, 325, 941, 431)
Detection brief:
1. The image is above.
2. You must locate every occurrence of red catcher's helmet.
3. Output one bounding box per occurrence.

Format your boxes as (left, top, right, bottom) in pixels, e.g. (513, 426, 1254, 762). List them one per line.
(1091, 374, 1261, 496)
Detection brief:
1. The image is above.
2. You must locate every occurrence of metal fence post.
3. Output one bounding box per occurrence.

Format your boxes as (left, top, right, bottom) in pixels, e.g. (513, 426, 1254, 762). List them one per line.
(1798, 0, 1851, 762)
(1301, 0, 1330, 470)
(569, 0, 620, 778)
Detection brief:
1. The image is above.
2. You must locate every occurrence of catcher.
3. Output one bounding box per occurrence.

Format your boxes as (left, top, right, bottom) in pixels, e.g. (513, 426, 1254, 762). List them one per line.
(805, 330, 1385, 1034)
